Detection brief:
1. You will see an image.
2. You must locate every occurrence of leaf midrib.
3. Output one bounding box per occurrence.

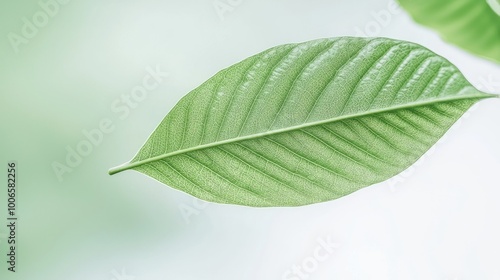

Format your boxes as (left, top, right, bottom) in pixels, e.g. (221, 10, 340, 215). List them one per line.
(108, 90, 496, 175)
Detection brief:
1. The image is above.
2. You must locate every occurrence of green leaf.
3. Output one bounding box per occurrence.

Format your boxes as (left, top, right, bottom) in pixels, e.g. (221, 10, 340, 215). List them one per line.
(398, 0, 500, 63)
(109, 37, 496, 207)
(488, 0, 500, 16)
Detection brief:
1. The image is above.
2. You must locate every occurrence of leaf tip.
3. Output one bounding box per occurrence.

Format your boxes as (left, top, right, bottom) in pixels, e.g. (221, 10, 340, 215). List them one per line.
(482, 92, 500, 99)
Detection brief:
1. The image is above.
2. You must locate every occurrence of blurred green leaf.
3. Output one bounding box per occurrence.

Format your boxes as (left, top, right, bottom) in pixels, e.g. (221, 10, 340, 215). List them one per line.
(399, 0, 500, 63)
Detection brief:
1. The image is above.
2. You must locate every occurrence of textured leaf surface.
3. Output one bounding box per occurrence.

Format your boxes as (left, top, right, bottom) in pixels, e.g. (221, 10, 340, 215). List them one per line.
(398, 0, 500, 63)
(109, 37, 495, 207)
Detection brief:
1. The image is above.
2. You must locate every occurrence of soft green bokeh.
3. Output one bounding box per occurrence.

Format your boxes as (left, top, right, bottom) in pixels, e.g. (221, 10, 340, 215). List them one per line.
(0, 1, 186, 279)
